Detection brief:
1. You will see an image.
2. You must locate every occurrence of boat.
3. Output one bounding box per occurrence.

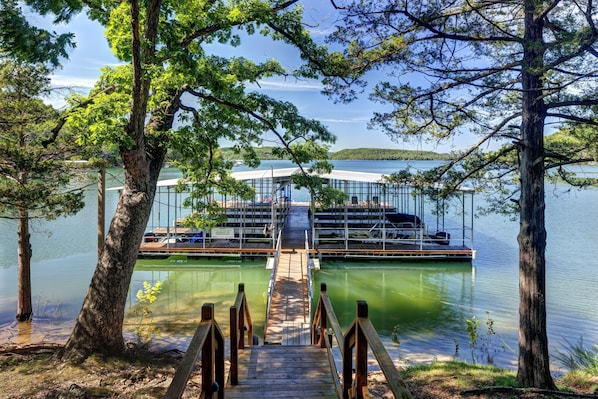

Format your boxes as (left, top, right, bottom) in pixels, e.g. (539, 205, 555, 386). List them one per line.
(385, 212, 421, 226)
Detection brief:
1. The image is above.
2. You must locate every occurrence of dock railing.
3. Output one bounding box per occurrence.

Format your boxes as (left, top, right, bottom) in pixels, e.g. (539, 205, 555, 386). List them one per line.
(312, 282, 413, 399)
(164, 303, 225, 399)
(229, 283, 253, 386)
(305, 229, 314, 323)
(165, 283, 252, 398)
(264, 229, 282, 334)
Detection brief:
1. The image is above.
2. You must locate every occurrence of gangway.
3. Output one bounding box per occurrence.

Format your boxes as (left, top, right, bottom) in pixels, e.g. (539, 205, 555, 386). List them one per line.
(164, 231, 412, 399)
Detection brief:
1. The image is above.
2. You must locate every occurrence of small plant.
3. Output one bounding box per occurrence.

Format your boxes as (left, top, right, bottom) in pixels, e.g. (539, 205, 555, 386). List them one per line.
(480, 311, 497, 364)
(554, 337, 598, 374)
(453, 338, 460, 359)
(463, 311, 506, 364)
(466, 316, 479, 363)
(132, 281, 163, 348)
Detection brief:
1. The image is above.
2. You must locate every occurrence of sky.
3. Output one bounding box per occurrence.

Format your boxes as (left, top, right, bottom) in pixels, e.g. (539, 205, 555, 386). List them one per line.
(41, 2, 476, 153)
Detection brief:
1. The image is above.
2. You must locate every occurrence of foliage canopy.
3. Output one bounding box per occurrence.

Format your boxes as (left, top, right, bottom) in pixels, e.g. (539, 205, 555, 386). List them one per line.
(324, 0, 598, 390)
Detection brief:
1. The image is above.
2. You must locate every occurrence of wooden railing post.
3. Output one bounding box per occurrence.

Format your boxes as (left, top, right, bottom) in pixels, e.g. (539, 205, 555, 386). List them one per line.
(238, 283, 245, 349)
(230, 283, 246, 386)
(318, 283, 327, 347)
(201, 304, 216, 398)
(229, 302, 239, 386)
(342, 321, 355, 399)
(215, 320, 225, 399)
(355, 301, 369, 399)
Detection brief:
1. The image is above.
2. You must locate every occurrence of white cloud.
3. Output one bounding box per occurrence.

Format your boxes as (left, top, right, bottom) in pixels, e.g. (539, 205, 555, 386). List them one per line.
(50, 75, 98, 89)
(319, 116, 370, 123)
(251, 79, 323, 92)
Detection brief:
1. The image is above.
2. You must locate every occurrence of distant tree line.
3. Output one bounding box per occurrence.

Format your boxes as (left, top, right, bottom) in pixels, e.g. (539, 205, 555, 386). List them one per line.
(328, 148, 450, 160)
(220, 146, 451, 161)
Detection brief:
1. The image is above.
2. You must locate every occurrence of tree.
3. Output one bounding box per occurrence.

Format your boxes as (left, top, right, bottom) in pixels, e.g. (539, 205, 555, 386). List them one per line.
(0, 0, 81, 67)
(326, 0, 598, 389)
(0, 61, 86, 321)
(61, 0, 341, 360)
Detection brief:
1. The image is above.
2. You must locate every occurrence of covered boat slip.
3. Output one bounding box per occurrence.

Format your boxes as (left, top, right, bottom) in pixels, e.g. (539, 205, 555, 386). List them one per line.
(139, 167, 475, 261)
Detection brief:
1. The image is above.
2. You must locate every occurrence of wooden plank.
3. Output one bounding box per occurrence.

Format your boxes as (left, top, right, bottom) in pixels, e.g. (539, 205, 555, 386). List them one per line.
(263, 250, 311, 345)
(225, 346, 337, 399)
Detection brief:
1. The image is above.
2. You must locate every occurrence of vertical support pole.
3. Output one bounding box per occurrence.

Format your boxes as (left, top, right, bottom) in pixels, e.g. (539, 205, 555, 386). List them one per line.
(215, 323, 225, 399)
(201, 304, 215, 398)
(342, 323, 354, 399)
(166, 187, 171, 249)
(355, 301, 369, 399)
(97, 167, 105, 260)
(229, 304, 238, 386)
(318, 283, 327, 348)
(470, 191, 474, 249)
(238, 283, 245, 349)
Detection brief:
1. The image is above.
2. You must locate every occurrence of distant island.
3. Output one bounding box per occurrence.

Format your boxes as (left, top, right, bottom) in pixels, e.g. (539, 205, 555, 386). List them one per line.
(221, 147, 450, 161)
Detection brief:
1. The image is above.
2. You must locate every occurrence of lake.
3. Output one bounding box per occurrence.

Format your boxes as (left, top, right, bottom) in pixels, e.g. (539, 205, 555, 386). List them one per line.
(1, 160, 597, 372)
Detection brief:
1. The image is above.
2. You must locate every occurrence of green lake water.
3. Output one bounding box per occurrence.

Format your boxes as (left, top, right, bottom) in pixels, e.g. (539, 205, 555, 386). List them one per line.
(1, 160, 597, 371)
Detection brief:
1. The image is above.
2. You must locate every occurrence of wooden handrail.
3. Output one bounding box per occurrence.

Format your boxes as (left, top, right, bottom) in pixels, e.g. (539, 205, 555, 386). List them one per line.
(312, 282, 345, 398)
(312, 283, 413, 399)
(229, 283, 253, 386)
(305, 229, 314, 324)
(164, 303, 225, 399)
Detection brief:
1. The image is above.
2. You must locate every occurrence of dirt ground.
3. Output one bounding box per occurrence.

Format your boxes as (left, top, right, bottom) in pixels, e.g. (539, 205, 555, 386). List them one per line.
(1, 344, 594, 399)
(0, 321, 595, 398)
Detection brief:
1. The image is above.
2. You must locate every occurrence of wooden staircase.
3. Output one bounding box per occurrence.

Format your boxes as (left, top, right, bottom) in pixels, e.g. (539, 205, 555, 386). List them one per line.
(225, 345, 338, 399)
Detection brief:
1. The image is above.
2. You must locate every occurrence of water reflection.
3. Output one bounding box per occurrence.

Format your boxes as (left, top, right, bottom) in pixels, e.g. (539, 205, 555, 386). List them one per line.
(124, 258, 271, 343)
(313, 262, 491, 364)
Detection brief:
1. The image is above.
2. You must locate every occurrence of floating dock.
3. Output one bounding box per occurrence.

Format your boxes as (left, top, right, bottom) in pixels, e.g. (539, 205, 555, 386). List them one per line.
(138, 168, 475, 261)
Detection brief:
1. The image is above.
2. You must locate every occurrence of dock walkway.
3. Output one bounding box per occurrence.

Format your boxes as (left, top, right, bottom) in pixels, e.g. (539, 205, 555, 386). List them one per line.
(224, 233, 335, 398)
(263, 249, 310, 345)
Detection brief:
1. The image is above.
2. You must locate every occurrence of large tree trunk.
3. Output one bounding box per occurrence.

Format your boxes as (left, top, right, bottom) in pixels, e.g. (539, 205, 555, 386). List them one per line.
(516, 0, 555, 389)
(16, 206, 32, 321)
(62, 148, 165, 358)
(61, 0, 167, 360)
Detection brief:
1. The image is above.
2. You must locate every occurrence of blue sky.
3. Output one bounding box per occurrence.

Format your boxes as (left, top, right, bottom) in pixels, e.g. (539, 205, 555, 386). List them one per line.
(43, 3, 476, 153)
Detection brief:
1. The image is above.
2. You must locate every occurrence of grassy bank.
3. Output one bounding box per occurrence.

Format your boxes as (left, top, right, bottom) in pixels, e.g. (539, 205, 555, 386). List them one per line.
(1, 345, 597, 398)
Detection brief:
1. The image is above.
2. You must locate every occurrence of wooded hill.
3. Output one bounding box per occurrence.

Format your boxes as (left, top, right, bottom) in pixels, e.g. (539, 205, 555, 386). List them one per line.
(221, 147, 450, 161)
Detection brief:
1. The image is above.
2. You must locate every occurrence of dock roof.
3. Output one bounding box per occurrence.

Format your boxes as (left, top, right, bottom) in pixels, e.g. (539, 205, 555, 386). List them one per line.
(110, 167, 473, 191)
(111, 168, 389, 190)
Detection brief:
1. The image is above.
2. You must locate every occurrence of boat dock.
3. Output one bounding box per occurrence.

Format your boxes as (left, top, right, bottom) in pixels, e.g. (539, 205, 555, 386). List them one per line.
(139, 205, 475, 261)
(137, 168, 475, 262)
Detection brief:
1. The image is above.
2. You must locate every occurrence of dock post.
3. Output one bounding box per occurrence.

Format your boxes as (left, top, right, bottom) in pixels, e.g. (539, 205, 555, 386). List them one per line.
(230, 302, 238, 386)
(201, 304, 220, 398)
(317, 283, 327, 347)
(355, 301, 369, 399)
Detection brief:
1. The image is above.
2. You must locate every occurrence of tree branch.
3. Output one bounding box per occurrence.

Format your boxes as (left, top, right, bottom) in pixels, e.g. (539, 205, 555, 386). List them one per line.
(179, 1, 299, 48)
(545, 112, 598, 126)
(182, 86, 311, 177)
(42, 84, 117, 148)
